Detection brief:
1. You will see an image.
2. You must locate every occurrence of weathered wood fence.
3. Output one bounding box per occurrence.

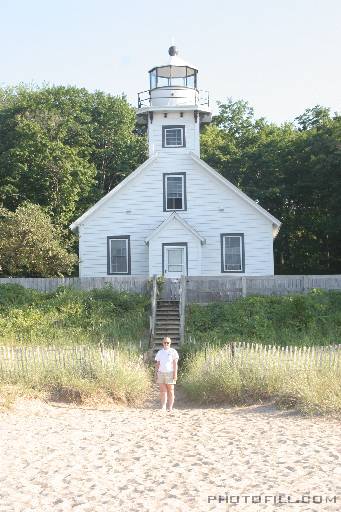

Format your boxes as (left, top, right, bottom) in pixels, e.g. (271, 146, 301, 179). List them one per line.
(1, 342, 340, 377)
(0, 275, 341, 302)
(0, 344, 143, 378)
(184, 275, 341, 302)
(0, 277, 149, 293)
(189, 341, 341, 371)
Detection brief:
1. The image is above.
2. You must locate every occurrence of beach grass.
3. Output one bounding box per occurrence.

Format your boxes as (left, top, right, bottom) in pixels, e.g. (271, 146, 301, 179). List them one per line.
(180, 343, 341, 416)
(0, 346, 152, 407)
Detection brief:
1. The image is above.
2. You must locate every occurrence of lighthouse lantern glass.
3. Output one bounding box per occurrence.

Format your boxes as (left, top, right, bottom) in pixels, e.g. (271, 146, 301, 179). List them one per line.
(149, 65, 197, 90)
(150, 69, 157, 89)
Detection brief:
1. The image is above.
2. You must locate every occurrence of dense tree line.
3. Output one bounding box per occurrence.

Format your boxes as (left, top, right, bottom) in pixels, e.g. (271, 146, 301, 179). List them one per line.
(201, 100, 341, 274)
(0, 85, 339, 276)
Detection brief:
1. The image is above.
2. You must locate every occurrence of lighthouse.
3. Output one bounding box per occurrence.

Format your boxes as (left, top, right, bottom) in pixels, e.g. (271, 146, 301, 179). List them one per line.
(71, 45, 281, 282)
(137, 46, 212, 157)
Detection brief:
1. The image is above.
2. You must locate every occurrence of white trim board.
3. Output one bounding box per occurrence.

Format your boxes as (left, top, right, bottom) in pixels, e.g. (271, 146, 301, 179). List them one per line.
(145, 212, 206, 244)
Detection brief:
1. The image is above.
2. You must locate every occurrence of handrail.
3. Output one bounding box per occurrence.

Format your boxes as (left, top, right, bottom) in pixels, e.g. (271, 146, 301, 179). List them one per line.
(150, 274, 157, 340)
(179, 275, 186, 344)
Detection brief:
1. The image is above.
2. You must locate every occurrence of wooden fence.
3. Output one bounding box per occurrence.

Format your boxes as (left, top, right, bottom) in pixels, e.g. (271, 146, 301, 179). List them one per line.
(0, 275, 341, 302)
(184, 275, 341, 302)
(1, 342, 340, 377)
(188, 341, 341, 371)
(0, 276, 149, 294)
(0, 344, 143, 378)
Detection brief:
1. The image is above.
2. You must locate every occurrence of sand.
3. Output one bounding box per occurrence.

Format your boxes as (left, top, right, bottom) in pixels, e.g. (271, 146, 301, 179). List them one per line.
(0, 387, 340, 512)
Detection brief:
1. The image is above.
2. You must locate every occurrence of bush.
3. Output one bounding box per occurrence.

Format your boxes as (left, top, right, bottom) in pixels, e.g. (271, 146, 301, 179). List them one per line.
(186, 290, 341, 347)
(0, 284, 149, 346)
(0, 203, 77, 277)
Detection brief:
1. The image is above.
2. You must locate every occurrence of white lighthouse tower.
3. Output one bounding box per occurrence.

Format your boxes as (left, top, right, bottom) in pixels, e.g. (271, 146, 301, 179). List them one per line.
(137, 46, 212, 157)
(70, 44, 281, 283)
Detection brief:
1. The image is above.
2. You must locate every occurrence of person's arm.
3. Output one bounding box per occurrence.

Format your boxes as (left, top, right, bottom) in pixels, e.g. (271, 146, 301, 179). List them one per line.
(172, 358, 178, 381)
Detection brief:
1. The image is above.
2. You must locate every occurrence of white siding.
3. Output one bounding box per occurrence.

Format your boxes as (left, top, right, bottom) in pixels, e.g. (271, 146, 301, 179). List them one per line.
(78, 152, 275, 277)
(148, 217, 202, 276)
(148, 111, 200, 156)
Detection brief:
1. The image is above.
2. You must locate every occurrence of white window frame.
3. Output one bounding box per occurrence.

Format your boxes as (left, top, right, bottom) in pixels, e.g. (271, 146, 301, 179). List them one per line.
(164, 173, 186, 211)
(107, 236, 130, 275)
(162, 125, 185, 148)
(221, 233, 245, 273)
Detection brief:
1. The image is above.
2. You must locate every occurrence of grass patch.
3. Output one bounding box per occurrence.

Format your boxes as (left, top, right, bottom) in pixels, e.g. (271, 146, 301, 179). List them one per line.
(0, 346, 152, 407)
(186, 290, 341, 347)
(181, 344, 341, 416)
(0, 284, 150, 347)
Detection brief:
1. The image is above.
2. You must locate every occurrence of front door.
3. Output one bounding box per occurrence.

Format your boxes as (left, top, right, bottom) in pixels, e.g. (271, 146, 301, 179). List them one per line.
(163, 245, 187, 278)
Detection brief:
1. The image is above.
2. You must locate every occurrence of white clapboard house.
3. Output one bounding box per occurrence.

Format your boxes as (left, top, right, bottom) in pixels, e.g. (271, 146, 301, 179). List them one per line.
(70, 46, 281, 278)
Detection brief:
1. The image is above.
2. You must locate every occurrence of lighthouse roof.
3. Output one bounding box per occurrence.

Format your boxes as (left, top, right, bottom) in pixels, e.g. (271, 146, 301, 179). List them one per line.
(149, 46, 197, 74)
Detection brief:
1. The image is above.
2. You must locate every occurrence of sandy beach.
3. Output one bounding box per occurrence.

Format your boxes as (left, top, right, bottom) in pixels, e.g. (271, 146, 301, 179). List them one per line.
(0, 387, 340, 512)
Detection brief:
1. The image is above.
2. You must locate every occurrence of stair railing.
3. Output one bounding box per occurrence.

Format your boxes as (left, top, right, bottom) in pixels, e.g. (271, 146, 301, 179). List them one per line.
(150, 274, 157, 340)
(179, 275, 186, 344)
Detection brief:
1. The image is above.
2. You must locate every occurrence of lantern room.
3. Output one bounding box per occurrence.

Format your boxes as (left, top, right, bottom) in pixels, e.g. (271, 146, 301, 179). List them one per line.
(149, 46, 197, 90)
(137, 46, 210, 111)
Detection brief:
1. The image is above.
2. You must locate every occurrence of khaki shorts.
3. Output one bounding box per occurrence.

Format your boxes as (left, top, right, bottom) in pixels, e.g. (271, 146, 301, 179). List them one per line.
(157, 372, 176, 385)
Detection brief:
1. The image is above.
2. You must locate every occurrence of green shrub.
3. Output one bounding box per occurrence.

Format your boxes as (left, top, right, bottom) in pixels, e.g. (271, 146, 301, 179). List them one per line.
(0, 284, 43, 308)
(186, 290, 341, 347)
(0, 284, 149, 346)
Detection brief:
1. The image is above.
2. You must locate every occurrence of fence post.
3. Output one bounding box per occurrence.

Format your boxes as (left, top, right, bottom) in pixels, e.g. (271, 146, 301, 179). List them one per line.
(241, 276, 247, 298)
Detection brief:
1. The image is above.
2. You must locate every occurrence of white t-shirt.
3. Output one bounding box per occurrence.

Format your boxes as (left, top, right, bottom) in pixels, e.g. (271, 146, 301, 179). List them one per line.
(155, 348, 179, 373)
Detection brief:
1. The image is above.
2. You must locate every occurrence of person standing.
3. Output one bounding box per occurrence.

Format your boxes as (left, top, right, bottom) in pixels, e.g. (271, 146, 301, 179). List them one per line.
(155, 337, 179, 412)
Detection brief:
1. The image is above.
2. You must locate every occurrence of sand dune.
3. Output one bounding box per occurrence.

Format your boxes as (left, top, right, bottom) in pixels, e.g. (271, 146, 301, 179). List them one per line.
(0, 387, 340, 511)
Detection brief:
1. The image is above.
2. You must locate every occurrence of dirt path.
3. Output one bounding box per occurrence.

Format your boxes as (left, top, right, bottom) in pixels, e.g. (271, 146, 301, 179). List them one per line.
(0, 387, 340, 512)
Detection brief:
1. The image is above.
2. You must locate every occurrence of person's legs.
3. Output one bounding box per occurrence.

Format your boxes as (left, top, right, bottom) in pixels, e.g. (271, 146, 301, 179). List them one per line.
(166, 384, 175, 411)
(159, 383, 167, 410)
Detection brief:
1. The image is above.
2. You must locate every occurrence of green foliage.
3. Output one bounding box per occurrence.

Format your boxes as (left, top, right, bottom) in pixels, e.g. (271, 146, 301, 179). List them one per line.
(201, 98, 341, 274)
(0, 284, 150, 345)
(186, 291, 341, 347)
(0, 202, 77, 276)
(0, 84, 340, 275)
(0, 85, 147, 228)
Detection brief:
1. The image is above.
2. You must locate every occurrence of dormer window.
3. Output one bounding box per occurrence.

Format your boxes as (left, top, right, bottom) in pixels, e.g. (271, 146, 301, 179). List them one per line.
(163, 173, 187, 211)
(162, 125, 186, 148)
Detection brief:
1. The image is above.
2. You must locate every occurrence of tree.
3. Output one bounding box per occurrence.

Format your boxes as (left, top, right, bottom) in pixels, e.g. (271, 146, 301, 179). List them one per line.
(86, 92, 147, 200)
(0, 203, 77, 277)
(0, 85, 147, 227)
(201, 99, 341, 274)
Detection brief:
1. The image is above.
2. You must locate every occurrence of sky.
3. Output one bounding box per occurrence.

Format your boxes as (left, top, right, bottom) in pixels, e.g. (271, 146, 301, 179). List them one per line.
(0, 0, 340, 124)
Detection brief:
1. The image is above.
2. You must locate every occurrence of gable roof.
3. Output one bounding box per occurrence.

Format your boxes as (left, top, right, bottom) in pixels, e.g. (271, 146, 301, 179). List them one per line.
(189, 152, 281, 236)
(70, 151, 281, 237)
(145, 212, 206, 244)
(69, 154, 158, 232)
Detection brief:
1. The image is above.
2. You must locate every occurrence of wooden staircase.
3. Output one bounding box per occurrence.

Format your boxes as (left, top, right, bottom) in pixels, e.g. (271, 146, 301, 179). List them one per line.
(146, 276, 186, 359)
(151, 300, 181, 353)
